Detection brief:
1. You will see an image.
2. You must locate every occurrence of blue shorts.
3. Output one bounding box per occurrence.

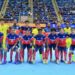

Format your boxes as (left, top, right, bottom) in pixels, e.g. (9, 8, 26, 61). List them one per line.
(35, 45, 44, 52)
(48, 44, 56, 50)
(22, 44, 32, 50)
(58, 46, 66, 51)
(70, 45, 75, 51)
(7, 45, 18, 51)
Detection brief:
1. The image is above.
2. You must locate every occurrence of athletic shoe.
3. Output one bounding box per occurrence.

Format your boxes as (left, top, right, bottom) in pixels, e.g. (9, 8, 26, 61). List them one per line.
(56, 60, 60, 64)
(0, 61, 2, 64)
(8, 61, 12, 63)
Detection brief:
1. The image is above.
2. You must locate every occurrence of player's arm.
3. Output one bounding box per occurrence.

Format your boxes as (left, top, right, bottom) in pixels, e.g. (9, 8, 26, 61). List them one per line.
(30, 36, 35, 50)
(14, 36, 19, 45)
(55, 34, 59, 47)
(33, 35, 36, 46)
(43, 35, 46, 45)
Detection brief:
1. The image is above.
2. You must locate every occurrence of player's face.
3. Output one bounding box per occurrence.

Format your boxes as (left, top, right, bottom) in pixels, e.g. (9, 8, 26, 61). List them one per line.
(51, 31, 56, 35)
(11, 30, 15, 34)
(25, 22, 29, 27)
(38, 30, 42, 34)
(60, 29, 64, 34)
(25, 31, 29, 35)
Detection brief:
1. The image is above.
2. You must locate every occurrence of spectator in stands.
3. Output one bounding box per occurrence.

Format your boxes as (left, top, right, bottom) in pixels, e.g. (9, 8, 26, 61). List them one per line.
(64, 21, 71, 34)
(12, 20, 20, 30)
(32, 22, 40, 36)
(44, 23, 50, 32)
(57, 22, 62, 32)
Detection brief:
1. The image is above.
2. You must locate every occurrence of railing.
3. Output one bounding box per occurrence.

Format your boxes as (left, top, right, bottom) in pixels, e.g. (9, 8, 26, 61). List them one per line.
(28, 0, 33, 23)
(0, 0, 9, 19)
(52, 0, 63, 22)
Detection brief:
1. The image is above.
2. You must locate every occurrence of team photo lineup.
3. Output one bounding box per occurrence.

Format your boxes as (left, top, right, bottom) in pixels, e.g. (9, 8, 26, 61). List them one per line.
(1, 0, 75, 75)
(0, 19, 75, 65)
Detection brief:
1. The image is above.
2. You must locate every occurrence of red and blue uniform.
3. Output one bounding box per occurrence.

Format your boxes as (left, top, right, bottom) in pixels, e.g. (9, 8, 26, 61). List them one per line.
(47, 34, 58, 49)
(46, 33, 58, 61)
(58, 33, 67, 51)
(4, 33, 19, 63)
(34, 34, 46, 52)
(70, 34, 75, 50)
(21, 35, 33, 49)
(20, 35, 33, 62)
(57, 33, 67, 62)
(6, 33, 19, 51)
(33, 34, 46, 61)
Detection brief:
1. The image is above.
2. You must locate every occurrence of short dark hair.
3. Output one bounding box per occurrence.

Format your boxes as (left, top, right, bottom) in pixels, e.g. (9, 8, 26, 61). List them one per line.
(66, 34, 70, 37)
(51, 28, 56, 32)
(38, 28, 42, 31)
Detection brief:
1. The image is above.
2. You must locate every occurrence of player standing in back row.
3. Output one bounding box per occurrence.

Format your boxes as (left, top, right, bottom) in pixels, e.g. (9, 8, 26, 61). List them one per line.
(45, 28, 59, 64)
(3, 29, 19, 64)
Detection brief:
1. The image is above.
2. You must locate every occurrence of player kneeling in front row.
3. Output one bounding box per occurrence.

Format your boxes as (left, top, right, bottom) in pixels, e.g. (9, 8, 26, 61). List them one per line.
(3, 29, 19, 64)
(20, 30, 33, 63)
(33, 29, 46, 63)
(0, 32, 3, 64)
(45, 28, 59, 64)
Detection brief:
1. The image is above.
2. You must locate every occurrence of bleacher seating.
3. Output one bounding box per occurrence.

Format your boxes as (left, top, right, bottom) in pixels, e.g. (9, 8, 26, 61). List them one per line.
(4, 0, 29, 21)
(0, 0, 4, 10)
(57, 0, 75, 22)
(33, 0, 57, 23)
(0, 0, 75, 23)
